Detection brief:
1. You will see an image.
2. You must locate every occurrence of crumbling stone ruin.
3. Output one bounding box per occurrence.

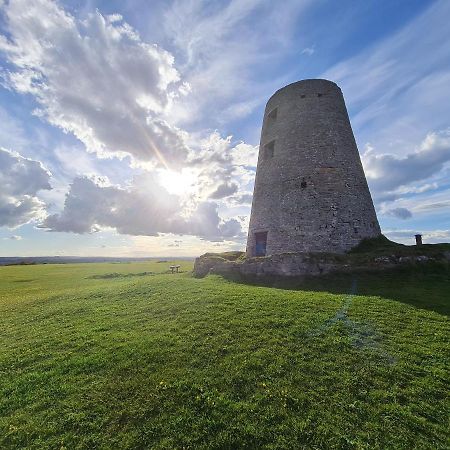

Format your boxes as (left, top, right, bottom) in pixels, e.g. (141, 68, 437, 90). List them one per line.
(193, 245, 450, 279)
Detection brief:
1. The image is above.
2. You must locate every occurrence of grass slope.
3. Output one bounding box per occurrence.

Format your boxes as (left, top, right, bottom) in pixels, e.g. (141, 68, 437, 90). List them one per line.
(0, 261, 449, 449)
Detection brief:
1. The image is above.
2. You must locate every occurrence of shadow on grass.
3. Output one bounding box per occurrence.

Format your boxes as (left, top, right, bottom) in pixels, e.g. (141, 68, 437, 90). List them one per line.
(221, 262, 450, 316)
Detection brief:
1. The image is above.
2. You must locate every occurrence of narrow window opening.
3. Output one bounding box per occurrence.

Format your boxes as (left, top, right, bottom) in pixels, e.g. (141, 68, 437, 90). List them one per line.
(264, 140, 275, 159)
(300, 94, 306, 98)
(254, 232, 268, 257)
(268, 107, 278, 120)
(301, 181, 307, 188)
(354, 227, 358, 234)
(317, 93, 322, 97)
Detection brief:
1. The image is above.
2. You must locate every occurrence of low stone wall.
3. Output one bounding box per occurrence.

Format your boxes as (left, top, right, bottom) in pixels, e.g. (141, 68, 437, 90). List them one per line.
(193, 250, 450, 279)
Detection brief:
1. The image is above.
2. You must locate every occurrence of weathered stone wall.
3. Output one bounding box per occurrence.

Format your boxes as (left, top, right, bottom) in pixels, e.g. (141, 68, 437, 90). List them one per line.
(193, 251, 450, 279)
(246, 79, 381, 257)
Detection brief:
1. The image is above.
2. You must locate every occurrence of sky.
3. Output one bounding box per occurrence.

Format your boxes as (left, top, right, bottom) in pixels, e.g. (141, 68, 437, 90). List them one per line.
(0, 0, 449, 257)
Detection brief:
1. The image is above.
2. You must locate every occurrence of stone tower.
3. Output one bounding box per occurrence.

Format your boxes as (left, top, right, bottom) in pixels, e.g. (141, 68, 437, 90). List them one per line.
(246, 79, 381, 257)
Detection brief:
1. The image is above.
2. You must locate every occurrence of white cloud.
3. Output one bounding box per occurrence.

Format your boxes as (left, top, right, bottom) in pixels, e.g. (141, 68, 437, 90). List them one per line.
(0, 147, 51, 227)
(0, 0, 258, 244)
(376, 182, 450, 229)
(414, 199, 450, 212)
(38, 131, 256, 241)
(41, 175, 243, 241)
(0, 106, 28, 151)
(0, 0, 259, 229)
(384, 207, 412, 220)
(128, 233, 243, 257)
(228, 193, 253, 206)
(6, 235, 22, 240)
(301, 46, 315, 56)
(186, 132, 257, 202)
(394, 183, 439, 196)
(363, 129, 450, 201)
(231, 142, 259, 167)
(0, 0, 189, 167)
(323, 0, 450, 155)
(209, 182, 239, 199)
(164, 0, 311, 126)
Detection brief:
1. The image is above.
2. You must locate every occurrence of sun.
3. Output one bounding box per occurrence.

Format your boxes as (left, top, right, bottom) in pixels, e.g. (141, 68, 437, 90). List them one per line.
(158, 168, 197, 196)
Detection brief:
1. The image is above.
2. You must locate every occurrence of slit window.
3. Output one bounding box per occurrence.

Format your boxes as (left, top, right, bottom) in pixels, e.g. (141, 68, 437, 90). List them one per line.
(267, 107, 278, 120)
(264, 140, 275, 159)
(300, 94, 306, 98)
(317, 93, 322, 97)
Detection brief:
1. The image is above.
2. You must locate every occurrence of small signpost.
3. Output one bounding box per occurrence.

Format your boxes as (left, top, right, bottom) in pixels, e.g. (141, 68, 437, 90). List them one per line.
(169, 265, 181, 274)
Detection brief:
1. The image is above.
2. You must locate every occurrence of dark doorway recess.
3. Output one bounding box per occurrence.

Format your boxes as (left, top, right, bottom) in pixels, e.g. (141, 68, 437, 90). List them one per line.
(255, 232, 268, 256)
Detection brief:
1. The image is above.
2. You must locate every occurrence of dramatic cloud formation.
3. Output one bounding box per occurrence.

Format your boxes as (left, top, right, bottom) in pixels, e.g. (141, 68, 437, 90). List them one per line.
(1, 0, 449, 254)
(0, 0, 256, 243)
(188, 133, 257, 202)
(0, 0, 188, 166)
(41, 176, 243, 240)
(0, 148, 51, 227)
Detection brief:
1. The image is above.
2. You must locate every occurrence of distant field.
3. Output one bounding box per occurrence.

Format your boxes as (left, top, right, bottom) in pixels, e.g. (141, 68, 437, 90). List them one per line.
(0, 261, 449, 449)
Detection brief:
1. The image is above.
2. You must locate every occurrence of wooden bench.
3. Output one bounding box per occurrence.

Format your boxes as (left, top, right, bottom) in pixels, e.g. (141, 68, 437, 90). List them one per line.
(169, 265, 181, 273)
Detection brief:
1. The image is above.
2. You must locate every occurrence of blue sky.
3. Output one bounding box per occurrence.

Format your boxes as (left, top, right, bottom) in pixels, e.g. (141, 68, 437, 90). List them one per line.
(0, 0, 449, 257)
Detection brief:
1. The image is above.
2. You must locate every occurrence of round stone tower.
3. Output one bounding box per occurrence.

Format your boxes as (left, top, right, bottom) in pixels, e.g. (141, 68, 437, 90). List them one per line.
(246, 79, 381, 257)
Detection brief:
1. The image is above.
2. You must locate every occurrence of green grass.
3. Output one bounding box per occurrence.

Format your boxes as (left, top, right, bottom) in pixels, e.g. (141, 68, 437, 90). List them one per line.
(349, 235, 450, 257)
(0, 261, 449, 449)
(348, 234, 406, 253)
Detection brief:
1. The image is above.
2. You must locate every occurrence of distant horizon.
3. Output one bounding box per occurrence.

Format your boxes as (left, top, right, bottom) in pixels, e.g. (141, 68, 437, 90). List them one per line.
(0, 255, 196, 262)
(3, 234, 449, 261)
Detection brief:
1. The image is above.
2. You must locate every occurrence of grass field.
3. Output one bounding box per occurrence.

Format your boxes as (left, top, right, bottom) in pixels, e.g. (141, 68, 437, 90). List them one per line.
(0, 260, 449, 449)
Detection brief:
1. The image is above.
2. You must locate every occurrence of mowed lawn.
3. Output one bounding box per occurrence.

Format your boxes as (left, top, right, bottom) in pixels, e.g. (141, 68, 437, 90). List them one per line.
(0, 261, 449, 449)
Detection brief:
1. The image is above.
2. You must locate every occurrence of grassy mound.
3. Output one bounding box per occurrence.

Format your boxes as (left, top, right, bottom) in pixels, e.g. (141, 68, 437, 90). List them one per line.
(349, 234, 404, 253)
(350, 234, 450, 256)
(201, 250, 246, 261)
(195, 239, 450, 279)
(0, 261, 449, 449)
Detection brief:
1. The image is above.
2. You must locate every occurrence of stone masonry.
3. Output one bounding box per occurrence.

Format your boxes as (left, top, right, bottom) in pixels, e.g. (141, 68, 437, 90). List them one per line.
(194, 251, 450, 279)
(246, 79, 381, 257)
